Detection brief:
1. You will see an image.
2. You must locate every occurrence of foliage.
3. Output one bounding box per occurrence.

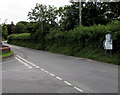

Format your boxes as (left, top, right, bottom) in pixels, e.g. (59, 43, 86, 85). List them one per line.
(2, 25, 8, 40)
(59, 1, 120, 31)
(8, 40, 119, 65)
(17, 21, 28, 25)
(7, 1, 120, 64)
(27, 3, 59, 41)
(45, 21, 120, 52)
(23, 2, 120, 42)
(8, 21, 120, 64)
(8, 33, 30, 41)
(8, 21, 120, 51)
(0, 25, 2, 41)
(56, 5, 79, 31)
(12, 23, 27, 34)
(6, 21, 14, 35)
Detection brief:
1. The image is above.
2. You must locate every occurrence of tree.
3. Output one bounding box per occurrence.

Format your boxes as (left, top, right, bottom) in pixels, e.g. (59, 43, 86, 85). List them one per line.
(27, 3, 59, 41)
(0, 25, 2, 41)
(17, 21, 29, 27)
(7, 21, 14, 35)
(105, 2, 120, 21)
(12, 23, 27, 34)
(28, 3, 58, 29)
(2, 25, 8, 40)
(60, 1, 120, 29)
(58, 3, 79, 31)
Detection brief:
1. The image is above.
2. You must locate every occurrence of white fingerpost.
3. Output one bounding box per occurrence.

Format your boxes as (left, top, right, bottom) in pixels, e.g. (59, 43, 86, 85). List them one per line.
(103, 33, 113, 50)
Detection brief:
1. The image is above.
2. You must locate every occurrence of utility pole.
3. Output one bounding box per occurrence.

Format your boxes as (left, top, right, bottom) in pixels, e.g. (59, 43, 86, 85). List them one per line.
(70, 0, 82, 26)
(79, 0, 82, 26)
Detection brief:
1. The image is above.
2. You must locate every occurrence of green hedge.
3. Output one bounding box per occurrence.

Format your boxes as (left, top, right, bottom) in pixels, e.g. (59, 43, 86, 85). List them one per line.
(8, 21, 120, 52)
(8, 33, 31, 41)
(45, 21, 120, 52)
(7, 21, 120, 64)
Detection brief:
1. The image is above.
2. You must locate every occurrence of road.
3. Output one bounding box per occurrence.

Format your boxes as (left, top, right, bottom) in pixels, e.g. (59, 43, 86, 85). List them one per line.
(2, 43, 118, 93)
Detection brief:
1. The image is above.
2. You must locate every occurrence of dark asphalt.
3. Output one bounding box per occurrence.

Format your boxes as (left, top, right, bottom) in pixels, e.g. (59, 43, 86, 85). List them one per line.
(2, 43, 118, 93)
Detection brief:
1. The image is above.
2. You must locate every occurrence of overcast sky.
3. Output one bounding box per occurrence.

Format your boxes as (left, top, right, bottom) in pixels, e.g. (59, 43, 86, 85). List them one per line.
(0, 0, 70, 24)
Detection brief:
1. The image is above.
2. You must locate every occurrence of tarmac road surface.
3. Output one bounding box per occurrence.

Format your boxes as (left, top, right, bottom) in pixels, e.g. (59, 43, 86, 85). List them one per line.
(2, 43, 118, 93)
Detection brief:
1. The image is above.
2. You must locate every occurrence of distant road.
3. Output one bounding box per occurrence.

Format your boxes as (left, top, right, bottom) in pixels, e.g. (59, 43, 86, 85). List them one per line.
(2, 43, 118, 93)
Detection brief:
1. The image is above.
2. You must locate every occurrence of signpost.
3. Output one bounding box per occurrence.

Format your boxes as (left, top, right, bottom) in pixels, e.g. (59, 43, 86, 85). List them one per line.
(103, 33, 113, 55)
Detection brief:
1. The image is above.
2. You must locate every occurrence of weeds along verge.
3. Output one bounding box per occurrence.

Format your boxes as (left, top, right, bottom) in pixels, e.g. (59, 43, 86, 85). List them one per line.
(8, 21, 120, 65)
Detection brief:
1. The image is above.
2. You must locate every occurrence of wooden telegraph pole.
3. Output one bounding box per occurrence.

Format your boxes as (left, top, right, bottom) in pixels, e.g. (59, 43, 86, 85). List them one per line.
(79, 0, 82, 26)
(69, 0, 82, 26)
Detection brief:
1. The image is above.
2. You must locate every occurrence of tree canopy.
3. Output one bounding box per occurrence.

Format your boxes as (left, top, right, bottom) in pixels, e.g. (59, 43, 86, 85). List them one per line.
(12, 23, 27, 34)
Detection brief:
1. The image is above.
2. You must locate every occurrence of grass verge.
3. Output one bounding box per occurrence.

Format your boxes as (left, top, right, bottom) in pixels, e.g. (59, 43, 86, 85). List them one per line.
(8, 40, 119, 65)
(0, 51, 14, 58)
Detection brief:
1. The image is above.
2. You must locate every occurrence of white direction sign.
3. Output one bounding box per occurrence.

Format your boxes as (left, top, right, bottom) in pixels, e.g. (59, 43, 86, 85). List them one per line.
(104, 33, 113, 50)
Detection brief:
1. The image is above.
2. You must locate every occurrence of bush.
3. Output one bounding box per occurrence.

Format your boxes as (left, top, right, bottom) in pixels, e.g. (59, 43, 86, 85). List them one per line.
(8, 33, 31, 42)
(12, 23, 27, 34)
(46, 21, 120, 51)
(8, 21, 120, 52)
(8, 21, 120, 64)
(2, 25, 8, 40)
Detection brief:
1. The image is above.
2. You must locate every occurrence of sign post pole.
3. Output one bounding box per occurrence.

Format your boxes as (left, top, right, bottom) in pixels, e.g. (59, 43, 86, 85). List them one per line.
(103, 32, 113, 56)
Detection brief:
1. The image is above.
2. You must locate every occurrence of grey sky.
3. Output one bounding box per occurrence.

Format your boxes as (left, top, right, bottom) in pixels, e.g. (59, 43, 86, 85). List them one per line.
(0, 0, 70, 24)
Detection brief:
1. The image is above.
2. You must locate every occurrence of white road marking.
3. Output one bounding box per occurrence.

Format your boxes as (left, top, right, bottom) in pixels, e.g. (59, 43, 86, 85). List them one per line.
(41, 68, 45, 71)
(74, 87, 83, 92)
(64, 81, 72, 86)
(50, 73, 55, 77)
(44, 70, 49, 73)
(16, 55, 40, 68)
(15, 57, 32, 69)
(15, 55, 84, 93)
(56, 77, 62, 80)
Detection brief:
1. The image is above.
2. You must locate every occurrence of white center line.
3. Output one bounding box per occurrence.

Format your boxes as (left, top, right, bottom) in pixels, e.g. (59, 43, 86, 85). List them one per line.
(56, 77, 63, 80)
(64, 81, 72, 86)
(74, 87, 83, 92)
(15, 57, 32, 69)
(15, 55, 84, 93)
(16, 55, 40, 68)
(41, 68, 45, 71)
(50, 73, 55, 77)
(44, 70, 49, 73)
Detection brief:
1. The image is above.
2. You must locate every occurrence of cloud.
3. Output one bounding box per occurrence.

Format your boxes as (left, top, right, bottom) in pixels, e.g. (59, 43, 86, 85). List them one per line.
(0, 0, 70, 24)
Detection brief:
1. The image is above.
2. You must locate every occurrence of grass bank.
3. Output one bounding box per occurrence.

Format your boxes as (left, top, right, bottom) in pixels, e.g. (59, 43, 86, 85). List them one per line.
(0, 51, 13, 58)
(8, 40, 119, 65)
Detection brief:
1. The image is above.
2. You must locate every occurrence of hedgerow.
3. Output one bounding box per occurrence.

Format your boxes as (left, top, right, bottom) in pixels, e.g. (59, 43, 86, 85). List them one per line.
(8, 33, 31, 41)
(8, 21, 120, 51)
(45, 20, 120, 52)
(7, 21, 120, 64)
